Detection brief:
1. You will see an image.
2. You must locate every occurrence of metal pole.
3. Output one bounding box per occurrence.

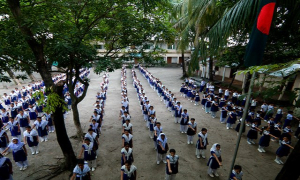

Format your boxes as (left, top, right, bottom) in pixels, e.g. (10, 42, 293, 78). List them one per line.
(227, 71, 256, 179)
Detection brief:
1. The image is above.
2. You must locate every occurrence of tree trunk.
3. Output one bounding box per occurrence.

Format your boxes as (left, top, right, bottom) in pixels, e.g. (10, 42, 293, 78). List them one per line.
(53, 83, 77, 171)
(5, 68, 21, 85)
(71, 102, 84, 138)
(276, 140, 300, 180)
(229, 74, 236, 88)
(242, 72, 251, 94)
(181, 51, 188, 78)
(278, 78, 289, 100)
(26, 71, 37, 82)
(209, 56, 213, 81)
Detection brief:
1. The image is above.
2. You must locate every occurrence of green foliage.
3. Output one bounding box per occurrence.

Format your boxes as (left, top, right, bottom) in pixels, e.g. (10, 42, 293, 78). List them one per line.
(33, 90, 68, 113)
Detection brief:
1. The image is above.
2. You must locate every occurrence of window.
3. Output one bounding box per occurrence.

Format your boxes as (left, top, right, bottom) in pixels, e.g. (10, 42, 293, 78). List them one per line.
(171, 57, 178, 63)
(167, 44, 176, 49)
(95, 45, 104, 49)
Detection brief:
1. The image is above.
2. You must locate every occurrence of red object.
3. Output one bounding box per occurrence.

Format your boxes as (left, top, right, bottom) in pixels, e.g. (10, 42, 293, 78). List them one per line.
(256, 2, 276, 35)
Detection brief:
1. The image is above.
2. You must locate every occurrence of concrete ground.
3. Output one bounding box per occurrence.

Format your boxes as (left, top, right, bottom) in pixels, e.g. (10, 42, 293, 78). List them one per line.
(1, 67, 289, 180)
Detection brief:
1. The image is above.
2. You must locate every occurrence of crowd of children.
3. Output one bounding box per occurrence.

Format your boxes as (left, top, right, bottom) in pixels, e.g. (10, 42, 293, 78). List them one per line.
(0, 68, 90, 174)
(139, 66, 236, 179)
(183, 79, 297, 165)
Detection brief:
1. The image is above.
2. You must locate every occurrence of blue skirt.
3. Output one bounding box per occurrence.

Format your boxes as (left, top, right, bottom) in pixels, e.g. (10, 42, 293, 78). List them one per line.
(10, 126, 21, 136)
(207, 156, 222, 169)
(180, 88, 184, 93)
(0, 104, 3, 109)
(2, 116, 8, 123)
(195, 97, 200, 102)
(211, 105, 218, 112)
(259, 135, 270, 147)
(37, 127, 48, 137)
(199, 86, 204, 92)
(122, 173, 135, 180)
(19, 118, 29, 127)
(219, 101, 225, 108)
(276, 145, 290, 157)
(13, 149, 27, 162)
(29, 112, 37, 120)
(247, 130, 258, 139)
(48, 118, 53, 126)
(84, 150, 96, 161)
(4, 100, 10, 105)
(27, 136, 39, 147)
(201, 99, 207, 105)
(0, 135, 8, 148)
(149, 124, 154, 131)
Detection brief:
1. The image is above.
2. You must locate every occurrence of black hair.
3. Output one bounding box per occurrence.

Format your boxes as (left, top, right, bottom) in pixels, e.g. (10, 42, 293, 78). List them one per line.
(191, 118, 195, 121)
(233, 165, 242, 171)
(183, 109, 187, 111)
(84, 138, 91, 142)
(201, 128, 207, 131)
(77, 159, 85, 165)
(88, 128, 93, 132)
(156, 122, 161, 125)
(125, 160, 132, 165)
(124, 142, 130, 147)
(25, 126, 31, 129)
(169, 149, 176, 153)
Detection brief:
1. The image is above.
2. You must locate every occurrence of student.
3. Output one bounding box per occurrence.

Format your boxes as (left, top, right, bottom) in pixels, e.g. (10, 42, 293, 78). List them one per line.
(15, 110, 30, 134)
(149, 114, 157, 139)
(280, 125, 292, 145)
(143, 100, 150, 124)
(201, 93, 207, 110)
(154, 122, 163, 150)
(90, 111, 101, 125)
(123, 119, 133, 134)
(165, 149, 179, 180)
(284, 111, 299, 128)
(85, 129, 99, 158)
(78, 138, 96, 172)
(196, 128, 208, 159)
(90, 119, 100, 136)
(220, 105, 228, 124)
(32, 117, 48, 142)
(156, 133, 168, 165)
(45, 112, 55, 133)
(122, 130, 133, 148)
(204, 95, 212, 114)
(258, 126, 278, 153)
(226, 108, 237, 129)
(23, 126, 39, 155)
(274, 107, 283, 123)
(180, 83, 185, 96)
(199, 80, 206, 92)
(210, 98, 219, 118)
(187, 118, 197, 144)
(194, 93, 200, 106)
(230, 165, 243, 180)
(24, 104, 37, 123)
(275, 136, 294, 165)
(3, 117, 21, 142)
(207, 143, 222, 177)
(147, 106, 155, 128)
(174, 102, 182, 124)
(120, 160, 137, 180)
(180, 109, 189, 134)
(120, 112, 131, 126)
(0, 154, 13, 180)
(247, 121, 259, 145)
(0, 128, 9, 154)
(246, 110, 255, 126)
(1, 138, 28, 171)
(121, 143, 134, 166)
(273, 121, 282, 140)
(70, 159, 91, 180)
(1, 108, 9, 129)
(235, 118, 245, 135)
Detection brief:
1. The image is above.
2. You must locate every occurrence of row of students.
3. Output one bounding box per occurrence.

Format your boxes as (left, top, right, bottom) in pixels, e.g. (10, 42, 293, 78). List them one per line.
(78, 72, 109, 173)
(133, 68, 181, 180)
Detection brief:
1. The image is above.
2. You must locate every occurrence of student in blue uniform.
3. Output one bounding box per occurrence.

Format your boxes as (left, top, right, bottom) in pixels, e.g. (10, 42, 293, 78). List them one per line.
(220, 105, 228, 124)
(0, 154, 13, 180)
(207, 143, 222, 178)
(90, 119, 100, 137)
(174, 102, 182, 124)
(235, 118, 245, 135)
(205, 95, 212, 114)
(180, 109, 189, 134)
(258, 126, 278, 153)
(24, 104, 37, 124)
(149, 114, 157, 139)
(226, 109, 237, 130)
(2, 138, 28, 171)
(187, 118, 197, 144)
(15, 110, 30, 134)
(23, 126, 39, 155)
(121, 143, 134, 166)
(275, 136, 294, 165)
(247, 121, 259, 145)
(78, 138, 97, 172)
(122, 130, 133, 148)
(154, 122, 163, 150)
(196, 128, 208, 159)
(273, 121, 282, 140)
(284, 111, 299, 128)
(165, 149, 179, 180)
(120, 160, 137, 180)
(70, 159, 91, 180)
(201, 93, 207, 110)
(194, 93, 200, 106)
(45, 112, 55, 133)
(180, 83, 185, 96)
(85, 128, 99, 158)
(210, 98, 219, 118)
(3, 117, 21, 142)
(230, 165, 243, 180)
(1, 109, 9, 127)
(0, 129, 9, 154)
(156, 133, 168, 165)
(280, 125, 292, 145)
(32, 117, 48, 142)
(123, 119, 133, 135)
(274, 107, 283, 123)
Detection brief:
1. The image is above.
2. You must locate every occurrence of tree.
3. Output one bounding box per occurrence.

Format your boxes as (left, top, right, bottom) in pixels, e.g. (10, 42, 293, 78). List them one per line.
(1, 0, 175, 172)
